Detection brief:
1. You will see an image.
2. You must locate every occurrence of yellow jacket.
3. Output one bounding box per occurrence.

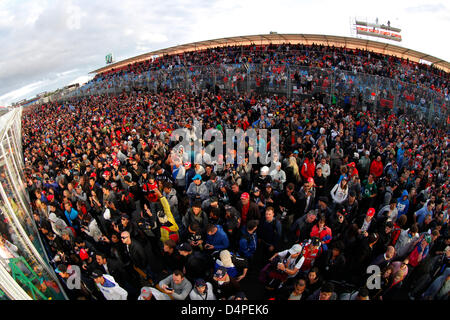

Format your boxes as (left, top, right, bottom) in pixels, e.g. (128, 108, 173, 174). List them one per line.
(158, 196, 179, 243)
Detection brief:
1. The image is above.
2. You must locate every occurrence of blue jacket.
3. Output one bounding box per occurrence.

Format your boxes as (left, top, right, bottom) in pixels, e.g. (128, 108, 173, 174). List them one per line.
(396, 147, 404, 165)
(415, 205, 433, 225)
(239, 228, 257, 258)
(64, 208, 79, 227)
(206, 225, 229, 250)
(396, 190, 410, 217)
(356, 124, 367, 138)
(257, 219, 282, 247)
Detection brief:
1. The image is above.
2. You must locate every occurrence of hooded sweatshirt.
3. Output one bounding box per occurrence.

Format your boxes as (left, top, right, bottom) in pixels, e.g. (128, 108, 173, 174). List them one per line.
(396, 190, 410, 217)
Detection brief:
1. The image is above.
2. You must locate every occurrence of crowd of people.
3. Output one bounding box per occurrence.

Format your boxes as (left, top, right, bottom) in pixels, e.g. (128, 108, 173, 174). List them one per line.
(19, 45, 450, 301)
(90, 42, 448, 97)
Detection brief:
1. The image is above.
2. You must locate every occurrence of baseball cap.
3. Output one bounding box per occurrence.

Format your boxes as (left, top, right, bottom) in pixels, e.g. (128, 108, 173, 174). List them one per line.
(307, 177, 315, 184)
(214, 266, 227, 278)
(193, 174, 202, 181)
(266, 183, 273, 188)
(140, 287, 152, 299)
(195, 279, 206, 287)
(310, 237, 321, 247)
(289, 244, 303, 255)
(347, 162, 356, 168)
(367, 208, 376, 217)
(177, 242, 192, 252)
(48, 212, 58, 223)
(293, 150, 299, 154)
(184, 162, 192, 168)
(47, 194, 54, 202)
(240, 192, 250, 200)
(90, 269, 103, 279)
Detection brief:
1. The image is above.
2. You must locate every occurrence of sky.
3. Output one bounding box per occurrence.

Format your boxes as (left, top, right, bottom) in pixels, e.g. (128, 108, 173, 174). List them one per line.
(0, 0, 449, 106)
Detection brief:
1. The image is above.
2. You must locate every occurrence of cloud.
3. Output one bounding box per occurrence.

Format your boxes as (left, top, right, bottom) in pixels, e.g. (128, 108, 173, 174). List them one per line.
(405, 3, 447, 13)
(0, 80, 46, 105)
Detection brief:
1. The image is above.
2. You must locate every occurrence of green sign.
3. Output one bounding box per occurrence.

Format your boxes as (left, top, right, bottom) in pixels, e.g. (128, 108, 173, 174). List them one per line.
(105, 53, 113, 64)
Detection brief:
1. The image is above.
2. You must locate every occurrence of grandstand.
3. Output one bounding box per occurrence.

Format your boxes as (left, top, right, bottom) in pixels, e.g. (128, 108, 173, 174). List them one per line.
(56, 33, 448, 127)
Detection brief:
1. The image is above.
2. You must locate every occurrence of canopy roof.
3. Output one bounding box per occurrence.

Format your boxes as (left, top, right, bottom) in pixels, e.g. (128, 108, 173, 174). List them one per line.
(91, 33, 450, 74)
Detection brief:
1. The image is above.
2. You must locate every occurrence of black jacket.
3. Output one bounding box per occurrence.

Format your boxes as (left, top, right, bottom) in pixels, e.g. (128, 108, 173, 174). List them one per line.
(124, 240, 148, 270)
(316, 250, 346, 281)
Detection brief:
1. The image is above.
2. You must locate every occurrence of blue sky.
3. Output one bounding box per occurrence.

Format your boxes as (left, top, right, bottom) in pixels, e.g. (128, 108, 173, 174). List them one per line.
(0, 0, 449, 106)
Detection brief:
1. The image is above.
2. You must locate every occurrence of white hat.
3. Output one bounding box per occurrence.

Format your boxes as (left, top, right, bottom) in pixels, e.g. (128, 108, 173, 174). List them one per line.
(261, 166, 269, 175)
(48, 213, 58, 223)
(103, 208, 111, 220)
(289, 244, 303, 255)
(219, 250, 234, 268)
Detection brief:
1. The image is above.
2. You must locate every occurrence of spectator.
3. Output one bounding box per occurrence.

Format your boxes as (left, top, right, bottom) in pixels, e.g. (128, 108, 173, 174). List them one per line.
(189, 278, 216, 300)
(90, 269, 128, 300)
(239, 219, 259, 260)
(157, 270, 192, 300)
(330, 177, 349, 205)
(138, 286, 171, 300)
(205, 223, 230, 252)
(257, 206, 282, 261)
(307, 282, 337, 300)
(211, 266, 241, 300)
(187, 174, 209, 205)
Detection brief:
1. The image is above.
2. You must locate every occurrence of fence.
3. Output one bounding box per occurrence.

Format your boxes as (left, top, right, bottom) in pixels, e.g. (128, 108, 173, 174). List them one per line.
(0, 108, 67, 300)
(53, 64, 449, 128)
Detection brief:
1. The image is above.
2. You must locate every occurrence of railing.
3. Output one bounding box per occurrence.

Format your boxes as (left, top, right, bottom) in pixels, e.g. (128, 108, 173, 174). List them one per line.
(52, 64, 449, 128)
(0, 108, 67, 300)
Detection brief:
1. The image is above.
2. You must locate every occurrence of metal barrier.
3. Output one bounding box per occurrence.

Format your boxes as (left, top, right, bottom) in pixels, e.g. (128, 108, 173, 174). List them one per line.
(55, 63, 449, 128)
(0, 108, 67, 300)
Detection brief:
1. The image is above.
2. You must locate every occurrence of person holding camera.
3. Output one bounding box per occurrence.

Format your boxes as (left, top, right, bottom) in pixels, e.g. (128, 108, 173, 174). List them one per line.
(264, 243, 305, 290)
(157, 269, 192, 300)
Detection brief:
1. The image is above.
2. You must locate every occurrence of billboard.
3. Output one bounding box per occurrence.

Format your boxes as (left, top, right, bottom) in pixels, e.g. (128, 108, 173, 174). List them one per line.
(353, 18, 402, 42)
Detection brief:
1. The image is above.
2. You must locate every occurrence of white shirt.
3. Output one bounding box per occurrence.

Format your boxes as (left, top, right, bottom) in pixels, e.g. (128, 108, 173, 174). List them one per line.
(278, 249, 305, 278)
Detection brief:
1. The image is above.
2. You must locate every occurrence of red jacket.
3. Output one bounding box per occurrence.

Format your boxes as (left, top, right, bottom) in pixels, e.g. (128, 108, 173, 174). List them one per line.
(301, 159, 316, 180)
(300, 243, 321, 271)
(370, 160, 384, 178)
(310, 225, 332, 244)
